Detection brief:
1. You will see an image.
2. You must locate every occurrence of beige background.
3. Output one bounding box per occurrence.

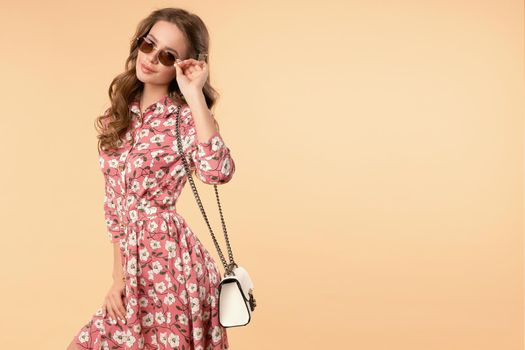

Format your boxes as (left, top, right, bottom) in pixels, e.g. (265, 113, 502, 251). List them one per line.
(0, 0, 523, 349)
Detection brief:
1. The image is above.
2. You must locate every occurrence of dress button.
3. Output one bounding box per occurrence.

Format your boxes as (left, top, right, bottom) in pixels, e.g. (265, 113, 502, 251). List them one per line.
(118, 164, 125, 171)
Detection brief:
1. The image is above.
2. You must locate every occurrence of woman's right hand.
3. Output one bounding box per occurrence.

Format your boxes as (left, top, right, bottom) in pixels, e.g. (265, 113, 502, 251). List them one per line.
(102, 277, 127, 324)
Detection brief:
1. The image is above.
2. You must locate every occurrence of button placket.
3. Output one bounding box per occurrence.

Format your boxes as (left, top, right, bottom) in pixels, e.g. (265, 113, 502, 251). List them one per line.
(118, 111, 143, 228)
(117, 99, 162, 229)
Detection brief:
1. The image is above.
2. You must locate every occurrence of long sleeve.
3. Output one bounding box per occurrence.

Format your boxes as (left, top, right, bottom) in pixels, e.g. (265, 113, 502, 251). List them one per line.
(103, 177, 122, 243)
(184, 107, 236, 185)
(98, 110, 122, 243)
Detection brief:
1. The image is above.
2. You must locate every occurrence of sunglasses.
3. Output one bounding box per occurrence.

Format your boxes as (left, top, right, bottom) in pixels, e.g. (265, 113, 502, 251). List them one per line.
(136, 36, 179, 66)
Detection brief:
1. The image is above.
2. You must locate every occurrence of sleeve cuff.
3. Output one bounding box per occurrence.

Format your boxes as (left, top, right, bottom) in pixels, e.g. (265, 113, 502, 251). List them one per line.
(195, 131, 225, 159)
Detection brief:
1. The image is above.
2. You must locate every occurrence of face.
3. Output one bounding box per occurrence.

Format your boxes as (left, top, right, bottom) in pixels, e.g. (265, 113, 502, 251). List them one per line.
(135, 20, 189, 86)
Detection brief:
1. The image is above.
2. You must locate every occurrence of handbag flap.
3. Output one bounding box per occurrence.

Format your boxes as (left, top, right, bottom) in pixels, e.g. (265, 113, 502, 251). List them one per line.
(228, 266, 253, 298)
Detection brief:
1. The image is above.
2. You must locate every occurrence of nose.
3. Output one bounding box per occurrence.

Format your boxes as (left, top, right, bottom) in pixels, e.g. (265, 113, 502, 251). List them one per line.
(146, 51, 158, 64)
(144, 48, 159, 64)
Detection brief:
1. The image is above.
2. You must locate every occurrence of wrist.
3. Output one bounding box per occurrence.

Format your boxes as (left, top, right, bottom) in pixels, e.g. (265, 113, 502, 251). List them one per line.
(183, 89, 205, 103)
(112, 270, 125, 280)
(113, 275, 126, 283)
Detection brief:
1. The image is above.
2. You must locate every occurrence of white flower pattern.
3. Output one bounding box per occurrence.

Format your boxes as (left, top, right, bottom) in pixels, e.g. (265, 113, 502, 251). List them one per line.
(72, 94, 233, 349)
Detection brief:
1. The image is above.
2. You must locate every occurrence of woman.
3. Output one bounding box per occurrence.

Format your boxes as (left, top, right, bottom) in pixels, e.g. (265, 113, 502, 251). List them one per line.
(68, 8, 235, 350)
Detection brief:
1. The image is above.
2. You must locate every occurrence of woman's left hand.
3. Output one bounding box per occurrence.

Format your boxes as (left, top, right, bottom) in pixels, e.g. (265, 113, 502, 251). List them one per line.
(174, 58, 208, 97)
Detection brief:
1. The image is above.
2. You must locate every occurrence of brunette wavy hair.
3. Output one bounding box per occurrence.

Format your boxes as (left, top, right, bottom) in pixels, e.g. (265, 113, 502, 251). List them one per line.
(96, 7, 220, 153)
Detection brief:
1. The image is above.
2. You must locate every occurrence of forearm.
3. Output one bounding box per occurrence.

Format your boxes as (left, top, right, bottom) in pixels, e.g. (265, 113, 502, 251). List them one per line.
(112, 242, 124, 281)
(184, 90, 218, 143)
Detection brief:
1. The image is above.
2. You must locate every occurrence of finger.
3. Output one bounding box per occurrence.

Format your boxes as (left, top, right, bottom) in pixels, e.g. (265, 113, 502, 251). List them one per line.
(108, 301, 122, 325)
(177, 59, 191, 67)
(194, 63, 205, 72)
(174, 61, 184, 75)
(106, 298, 117, 323)
(109, 293, 126, 323)
(181, 63, 193, 73)
(115, 292, 127, 322)
(181, 58, 199, 65)
(180, 58, 205, 69)
(113, 291, 127, 323)
(194, 61, 206, 70)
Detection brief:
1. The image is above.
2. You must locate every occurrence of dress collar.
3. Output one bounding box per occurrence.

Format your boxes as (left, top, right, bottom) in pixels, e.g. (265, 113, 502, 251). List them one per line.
(129, 93, 178, 118)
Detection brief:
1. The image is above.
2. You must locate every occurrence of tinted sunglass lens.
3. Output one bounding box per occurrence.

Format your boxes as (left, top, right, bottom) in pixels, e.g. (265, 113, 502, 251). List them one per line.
(137, 37, 176, 66)
(159, 52, 176, 66)
(138, 37, 154, 53)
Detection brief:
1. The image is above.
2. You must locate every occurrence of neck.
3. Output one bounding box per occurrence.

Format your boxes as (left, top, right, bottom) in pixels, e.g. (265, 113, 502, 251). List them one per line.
(139, 84, 171, 112)
(141, 84, 169, 101)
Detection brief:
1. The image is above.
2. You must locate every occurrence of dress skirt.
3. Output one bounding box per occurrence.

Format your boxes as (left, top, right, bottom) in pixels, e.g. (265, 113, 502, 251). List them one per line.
(72, 211, 230, 350)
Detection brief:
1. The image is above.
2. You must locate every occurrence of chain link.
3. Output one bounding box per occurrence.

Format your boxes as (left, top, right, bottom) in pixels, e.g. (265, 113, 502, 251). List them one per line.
(174, 105, 237, 274)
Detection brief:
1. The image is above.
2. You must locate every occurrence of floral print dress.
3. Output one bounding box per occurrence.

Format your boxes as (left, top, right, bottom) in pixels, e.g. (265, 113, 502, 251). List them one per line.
(72, 94, 235, 350)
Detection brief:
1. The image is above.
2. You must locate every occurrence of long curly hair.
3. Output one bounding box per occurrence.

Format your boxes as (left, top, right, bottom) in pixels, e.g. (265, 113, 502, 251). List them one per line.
(96, 7, 220, 153)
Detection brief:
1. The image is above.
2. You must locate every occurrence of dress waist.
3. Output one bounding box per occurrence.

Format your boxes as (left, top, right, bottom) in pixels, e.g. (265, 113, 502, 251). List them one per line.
(117, 208, 183, 231)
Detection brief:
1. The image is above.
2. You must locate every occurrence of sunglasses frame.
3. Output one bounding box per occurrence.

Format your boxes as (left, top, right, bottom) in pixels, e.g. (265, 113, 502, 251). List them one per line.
(136, 36, 179, 66)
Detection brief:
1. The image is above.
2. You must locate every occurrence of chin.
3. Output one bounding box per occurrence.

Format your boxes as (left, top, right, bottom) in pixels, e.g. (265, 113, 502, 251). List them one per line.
(136, 73, 146, 83)
(136, 71, 152, 83)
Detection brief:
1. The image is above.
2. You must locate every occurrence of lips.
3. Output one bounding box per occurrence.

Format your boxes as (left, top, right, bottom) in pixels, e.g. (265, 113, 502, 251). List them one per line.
(140, 63, 156, 73)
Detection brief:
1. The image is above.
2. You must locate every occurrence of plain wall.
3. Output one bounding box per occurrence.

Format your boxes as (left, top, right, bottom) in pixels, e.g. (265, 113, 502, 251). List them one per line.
(0, 0, 523, 349)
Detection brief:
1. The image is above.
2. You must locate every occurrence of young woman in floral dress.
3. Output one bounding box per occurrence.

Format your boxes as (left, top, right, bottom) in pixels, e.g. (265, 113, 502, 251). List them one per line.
(68, 7, 235, 350)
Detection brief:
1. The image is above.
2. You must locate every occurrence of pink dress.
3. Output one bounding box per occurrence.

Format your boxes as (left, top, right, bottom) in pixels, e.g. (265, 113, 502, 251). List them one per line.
(72, 94, 235, 350)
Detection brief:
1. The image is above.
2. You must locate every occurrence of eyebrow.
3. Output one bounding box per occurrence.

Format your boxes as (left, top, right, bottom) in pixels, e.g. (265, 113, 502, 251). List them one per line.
(147, 34, 180, 57)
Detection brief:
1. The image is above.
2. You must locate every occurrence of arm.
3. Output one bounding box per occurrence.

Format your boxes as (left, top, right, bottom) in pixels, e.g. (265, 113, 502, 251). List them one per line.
(103, 178, 123, 243)
(112, 241, 124, 281)
(184, 92, 236, 185)
(185, 91, 220, 143)
(98, 112, 123, 243)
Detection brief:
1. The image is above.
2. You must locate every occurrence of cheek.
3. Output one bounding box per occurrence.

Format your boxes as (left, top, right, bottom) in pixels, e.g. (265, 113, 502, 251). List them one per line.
(136, 52, 153, 69)
(136, 52, 144, 65)
(157, 67, 176, 83)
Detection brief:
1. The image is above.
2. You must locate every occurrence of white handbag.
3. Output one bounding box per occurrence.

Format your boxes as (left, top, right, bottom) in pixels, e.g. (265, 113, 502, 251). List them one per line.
(218, 265, 255, 327)
(174, 105, 257, 328)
